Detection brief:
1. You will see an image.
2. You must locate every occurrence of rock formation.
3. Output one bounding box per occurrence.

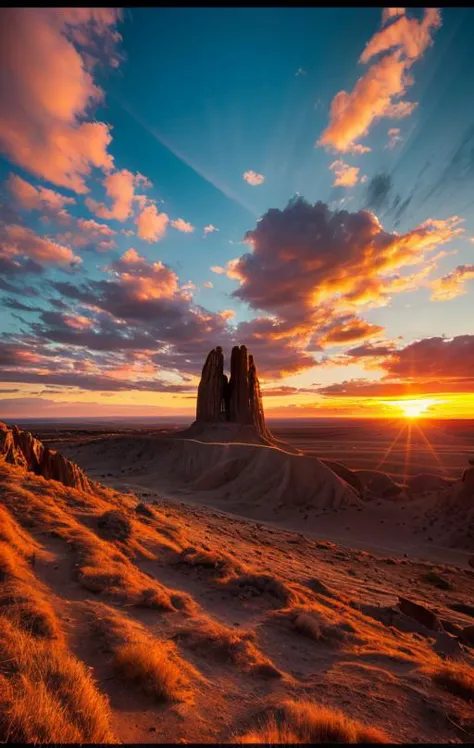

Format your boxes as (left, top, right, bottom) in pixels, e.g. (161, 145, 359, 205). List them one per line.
(195, 345, 272, 440)
(0, 421, 96, 493)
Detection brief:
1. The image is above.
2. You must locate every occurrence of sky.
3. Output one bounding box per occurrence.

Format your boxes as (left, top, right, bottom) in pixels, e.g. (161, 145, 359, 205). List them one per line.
(0, 7, 474, 420)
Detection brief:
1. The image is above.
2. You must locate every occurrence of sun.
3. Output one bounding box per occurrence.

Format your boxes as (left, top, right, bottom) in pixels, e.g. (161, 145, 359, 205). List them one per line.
(387, 398, 441, 419)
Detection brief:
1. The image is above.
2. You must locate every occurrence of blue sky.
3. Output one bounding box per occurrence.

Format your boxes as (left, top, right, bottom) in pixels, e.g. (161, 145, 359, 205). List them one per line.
(0, 7, 473, 418)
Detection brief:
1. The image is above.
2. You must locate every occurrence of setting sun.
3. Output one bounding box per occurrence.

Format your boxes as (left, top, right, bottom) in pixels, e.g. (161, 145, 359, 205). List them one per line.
(387, 398, 442, 419)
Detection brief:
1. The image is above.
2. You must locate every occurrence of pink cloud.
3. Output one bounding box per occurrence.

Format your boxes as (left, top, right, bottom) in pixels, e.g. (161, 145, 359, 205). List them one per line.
(386, 127, 403, 149)
(202, 281, 213, 289)
(86, 169, 140, 221)
(243, 170, 265, 186)
(0, 9, 121, 192)
(318, 9, 441, 153)
(7, 173, 76, 213)
(329, 159, 361, 187)
(171, 218, 195, 233)
(135, 202, 169, 242)
(107, 249, 178, 300)
(0, 224, 81, 267)
(203, 224, 218, 236)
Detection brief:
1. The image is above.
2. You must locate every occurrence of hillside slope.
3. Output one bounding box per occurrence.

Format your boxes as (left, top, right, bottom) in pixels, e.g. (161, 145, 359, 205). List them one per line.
(1, 456, 474, 743)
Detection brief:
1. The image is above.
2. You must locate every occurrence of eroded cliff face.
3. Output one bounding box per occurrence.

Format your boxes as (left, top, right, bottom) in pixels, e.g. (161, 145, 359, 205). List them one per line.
(195, 345, 272, 440)
(0, 421, 95, 493)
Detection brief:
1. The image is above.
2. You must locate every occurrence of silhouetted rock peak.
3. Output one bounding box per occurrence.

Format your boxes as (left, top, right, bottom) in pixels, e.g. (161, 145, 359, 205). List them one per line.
(196, 345, 270, 438)
(0, 421, 96, 493)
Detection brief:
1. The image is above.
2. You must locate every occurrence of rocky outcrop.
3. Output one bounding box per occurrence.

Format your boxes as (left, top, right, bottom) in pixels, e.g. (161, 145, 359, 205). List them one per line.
(195, 345, 271, 440)
(0, 421, 96, 493)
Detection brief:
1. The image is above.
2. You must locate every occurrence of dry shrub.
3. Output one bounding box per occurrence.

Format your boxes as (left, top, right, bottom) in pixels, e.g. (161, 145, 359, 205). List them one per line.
(225, 572, 297, 606)
(237, 700, 389, 743)
(113, 642, 191, 702)
(304, 576, 336, 599)
(97, 510, 132, 542)
(430, 661, 474, 701)
(0, 617, 115, 743)
(174, 615, 281, 678)
(292, 611, 356, 647)
(178, 547, 243, 577)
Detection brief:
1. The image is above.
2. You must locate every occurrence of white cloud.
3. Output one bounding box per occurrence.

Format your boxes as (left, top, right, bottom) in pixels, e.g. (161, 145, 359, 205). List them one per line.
(243, 170, 265, 186)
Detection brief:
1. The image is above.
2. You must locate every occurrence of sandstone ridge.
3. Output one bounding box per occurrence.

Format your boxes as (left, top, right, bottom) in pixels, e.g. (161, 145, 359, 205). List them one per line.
(0, 421, 96, 493)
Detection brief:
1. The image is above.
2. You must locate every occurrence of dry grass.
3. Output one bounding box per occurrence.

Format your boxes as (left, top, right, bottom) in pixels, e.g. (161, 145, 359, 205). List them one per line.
(85, 602, 197, 702)
(223, 572, 300, 607)
(237, 700, 389, 743)
(0, 464, 192, 611)
(178, 546, 243, 577)
(174, 614, 282, 678)
(114, 642, 192, 701)
(430, 661, 474, 701)
(0, 617, 115, 743)
(0, 542, 60, 641)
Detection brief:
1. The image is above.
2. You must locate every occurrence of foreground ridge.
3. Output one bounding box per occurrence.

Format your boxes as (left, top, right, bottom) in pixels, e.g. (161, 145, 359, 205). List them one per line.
(0, 421, 96, 493)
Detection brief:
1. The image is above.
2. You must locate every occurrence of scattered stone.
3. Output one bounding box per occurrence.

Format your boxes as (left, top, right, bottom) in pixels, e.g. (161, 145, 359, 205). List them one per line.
(135, 502, 154, 518)
(398, 597, 443, 632)
(459, 625, 474, 647)
(449, 602, 474, 618)
(433, 632, 463, 659)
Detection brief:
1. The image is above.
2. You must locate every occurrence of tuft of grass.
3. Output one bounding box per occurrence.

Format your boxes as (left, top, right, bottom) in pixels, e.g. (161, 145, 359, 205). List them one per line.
(97, 510, 132, 542)
(237, 700, 389, 743)
(0, 617, 116, 743)
(113, 641, 191, 702)
(431, 662, 474, 702)
(225, 572, 297, 606)
(421, 571, 452, 591)
(178, 547, 242, 577)
(85, 602, 198, 702)
(174, 615, 281, 678)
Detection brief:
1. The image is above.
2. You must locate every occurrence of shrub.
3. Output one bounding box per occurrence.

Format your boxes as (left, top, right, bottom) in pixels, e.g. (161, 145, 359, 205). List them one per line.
(237, 700, 389, 743)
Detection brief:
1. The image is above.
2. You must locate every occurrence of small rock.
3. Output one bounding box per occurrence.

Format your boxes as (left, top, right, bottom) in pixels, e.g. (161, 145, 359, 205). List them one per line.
(459, 625, 474, 647)
(398, 597, 443, 632)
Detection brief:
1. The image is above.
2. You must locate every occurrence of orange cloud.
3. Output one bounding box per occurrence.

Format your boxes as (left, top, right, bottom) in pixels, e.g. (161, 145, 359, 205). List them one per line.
(171, 218, 195, 233)
(108, 249, 178, 300)
(0, 9, 121, 192)
(318, 9, 441, 153)
(381, 8, 406, 25)
(243, 170, 265, 186)
(320, 317, 384, 345)
(430, 264, 474, 301)
(86, 169, 141, 221)
(1, 224, 81, 267)
(329, 159, 361, 187)
(7, 173, 76, 216)
(135, 202, 169, 242)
